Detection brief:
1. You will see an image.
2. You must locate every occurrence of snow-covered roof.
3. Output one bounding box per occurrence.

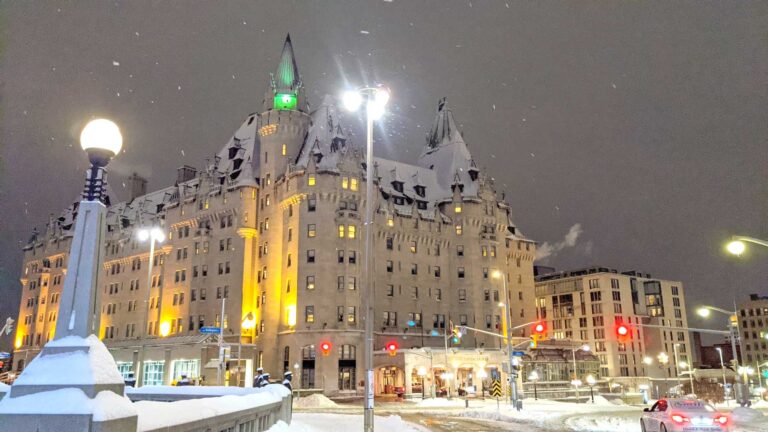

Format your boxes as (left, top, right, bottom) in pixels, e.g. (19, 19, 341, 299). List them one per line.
(214, 115, 260, 187)
(295, 95, 350, 171)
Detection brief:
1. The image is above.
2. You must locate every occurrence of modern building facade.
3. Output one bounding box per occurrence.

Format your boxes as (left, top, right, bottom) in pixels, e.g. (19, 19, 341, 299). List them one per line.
(12, 36, 537, 395)
(534, 267, 692, 381)
(738, 293, 768, 367)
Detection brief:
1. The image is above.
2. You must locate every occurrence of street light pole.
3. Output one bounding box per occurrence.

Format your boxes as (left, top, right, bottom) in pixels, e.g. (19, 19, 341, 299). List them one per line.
(343, 86, 390, 432)
(716, 347, 728, 404)
(493, 270, 517, 406)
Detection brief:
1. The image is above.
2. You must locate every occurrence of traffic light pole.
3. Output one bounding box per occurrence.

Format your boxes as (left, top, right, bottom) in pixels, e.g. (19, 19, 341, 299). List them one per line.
(502, 274, 518, 407)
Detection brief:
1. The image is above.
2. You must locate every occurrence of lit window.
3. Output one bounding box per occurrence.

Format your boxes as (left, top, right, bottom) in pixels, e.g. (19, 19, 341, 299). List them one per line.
(308, 175, 316, 186)
(455, 205, 462, 213)
(348, 225, 356, 239)
(338, 225, 345, 238)
(286, 305, 297, 326)
(342, 176, 349, 189)
(455, 224, 463, 235)
(350, 178, 358, 191)
(387, 216, 394, 227)
(281, 144, 287, 156)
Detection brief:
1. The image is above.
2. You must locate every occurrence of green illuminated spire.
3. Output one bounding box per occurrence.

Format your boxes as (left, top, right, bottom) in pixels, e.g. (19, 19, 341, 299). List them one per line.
(264, 34, 307, 112)
(273, 34, 301, 91)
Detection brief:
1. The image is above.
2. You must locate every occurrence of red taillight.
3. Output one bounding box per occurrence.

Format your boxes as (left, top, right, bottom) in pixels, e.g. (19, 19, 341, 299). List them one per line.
(671, 414, 689, 424)
(715, 415, 728, 426)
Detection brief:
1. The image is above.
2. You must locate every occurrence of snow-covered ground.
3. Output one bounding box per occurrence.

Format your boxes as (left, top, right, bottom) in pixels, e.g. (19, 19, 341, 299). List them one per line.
(268, 413, 428, 432)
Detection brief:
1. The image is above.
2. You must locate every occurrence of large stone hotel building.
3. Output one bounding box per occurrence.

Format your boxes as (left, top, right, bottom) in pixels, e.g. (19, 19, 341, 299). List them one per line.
(12, 36, 538, 394)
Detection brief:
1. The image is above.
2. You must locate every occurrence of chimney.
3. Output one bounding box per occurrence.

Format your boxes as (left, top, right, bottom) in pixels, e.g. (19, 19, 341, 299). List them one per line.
(127, 173, 147, 200)
(177, 165, 198, 184)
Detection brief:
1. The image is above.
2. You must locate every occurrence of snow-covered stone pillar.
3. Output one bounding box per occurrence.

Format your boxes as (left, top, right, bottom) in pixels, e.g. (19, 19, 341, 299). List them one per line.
(54, 200, 107, 340)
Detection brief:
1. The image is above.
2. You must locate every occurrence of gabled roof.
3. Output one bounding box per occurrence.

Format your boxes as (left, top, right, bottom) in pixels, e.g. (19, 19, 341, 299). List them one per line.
(295, 95, 350, 170)
(213, 114, 260, 187)
(418, 98, 478, 196)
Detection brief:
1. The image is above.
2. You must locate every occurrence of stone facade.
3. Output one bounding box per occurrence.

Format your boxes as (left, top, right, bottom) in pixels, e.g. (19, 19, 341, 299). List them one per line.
(534, 267, 692, 380)
(738, 293, 768, 367)
(12, 36, 536, 395)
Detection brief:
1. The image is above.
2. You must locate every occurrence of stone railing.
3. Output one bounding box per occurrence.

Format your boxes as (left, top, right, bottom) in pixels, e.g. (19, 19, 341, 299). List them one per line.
(127, 385, 292, 432)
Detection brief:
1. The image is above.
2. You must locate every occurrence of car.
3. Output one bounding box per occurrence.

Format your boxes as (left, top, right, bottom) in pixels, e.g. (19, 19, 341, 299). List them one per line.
(641, 398, 730, 432)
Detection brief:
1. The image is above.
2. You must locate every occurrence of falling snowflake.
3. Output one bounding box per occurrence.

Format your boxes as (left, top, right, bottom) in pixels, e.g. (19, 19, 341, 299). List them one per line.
(177, 85, 181, 90)
(181, 150, 186, 157)
(135, 32, 140, 36)
(505, 3, 509, 7)
(492, 104, 496, 110)
(116, 92, 120, 97)
(522, 118, 527, 122)
(360, 30, 370, 34)
(611, 83, 617, 89)
(530, 153, 535, 157)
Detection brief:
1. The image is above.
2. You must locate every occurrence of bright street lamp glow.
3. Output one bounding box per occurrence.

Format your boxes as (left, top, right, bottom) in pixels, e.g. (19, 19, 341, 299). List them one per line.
(367, 100, 385, 120)
(726, 240, 746, 256)
(696, 307, 712, 318)
(138, 227, 165, 243)
(581, 344, 590, 352)
(80, 119, 123, 156)
(679, 361, 689, 369)
(492, 270, 503, 279)
(586, 375, 596, 385)
(374, 88, 390, 107)
(528, 371, 539, 381)
(643, 356, 653, 365)
(341, 91, 362, 112)
(159, 321, 171, 337)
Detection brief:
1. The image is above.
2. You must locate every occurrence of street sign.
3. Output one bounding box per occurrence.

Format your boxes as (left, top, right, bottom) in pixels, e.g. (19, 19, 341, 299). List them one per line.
(490, 379, 502, 397)
(200, 326, 222, 334)
(512, 351, 525, 357)
(0, 352, 10, 359)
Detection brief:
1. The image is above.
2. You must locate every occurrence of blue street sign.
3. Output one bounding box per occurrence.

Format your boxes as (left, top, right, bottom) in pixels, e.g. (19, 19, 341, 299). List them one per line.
(200, 327, 222, 334)
(0, 352, 10, 359)
(407, 320, 416, 327)
(512, 351, 525, 357)
(430, 330, 440, 337)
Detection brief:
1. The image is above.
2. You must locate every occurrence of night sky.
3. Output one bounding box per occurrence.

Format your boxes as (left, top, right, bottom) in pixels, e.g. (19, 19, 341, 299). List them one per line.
(1, 1, 766, 353)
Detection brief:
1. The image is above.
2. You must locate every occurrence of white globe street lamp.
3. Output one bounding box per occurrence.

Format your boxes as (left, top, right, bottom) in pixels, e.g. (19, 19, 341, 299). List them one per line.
(80, 118, 123, 203)
(341, 85, 390, 432)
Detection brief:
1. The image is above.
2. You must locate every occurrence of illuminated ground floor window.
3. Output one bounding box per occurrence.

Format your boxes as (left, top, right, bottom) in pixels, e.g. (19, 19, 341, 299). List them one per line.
(142, 360, 165, 386)
(172, 359, 200, 381)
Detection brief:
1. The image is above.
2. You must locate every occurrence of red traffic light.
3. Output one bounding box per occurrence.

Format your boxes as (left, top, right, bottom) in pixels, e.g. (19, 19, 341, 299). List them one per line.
(533, 322, 546, 334)
(617, 325, 629, 336)
(320, 341, 332, 356)
(615, 323, 632, 342)
(386, 341, 399, 356)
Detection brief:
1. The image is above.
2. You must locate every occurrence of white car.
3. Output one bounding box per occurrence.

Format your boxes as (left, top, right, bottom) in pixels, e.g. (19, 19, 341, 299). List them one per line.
(641, 398, 730, 432)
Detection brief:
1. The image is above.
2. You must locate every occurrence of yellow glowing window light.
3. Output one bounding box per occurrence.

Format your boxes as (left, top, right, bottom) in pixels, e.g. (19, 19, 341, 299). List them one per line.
(348, 225, 356, 239)
(456, 224, 463, 235)
(286, 305, 297, 326)
(350, 178, 358, 191)
(308, 175, 316, 186)
(387, 216, 394, 227)
(455, 205, 462, 213)
(281, 144, 287, 156)
(159, 321, 171, 337)
(338, 225, 345, 238)
(342, 176, 349, 189)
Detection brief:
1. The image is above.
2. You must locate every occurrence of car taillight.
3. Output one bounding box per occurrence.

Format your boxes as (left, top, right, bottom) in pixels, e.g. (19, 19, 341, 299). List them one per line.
(671, 414, 689, 424)
(714, 415, 728, 426)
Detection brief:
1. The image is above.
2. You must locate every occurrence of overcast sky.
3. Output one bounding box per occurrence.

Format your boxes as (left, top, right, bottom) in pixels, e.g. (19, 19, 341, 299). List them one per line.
(1, 1, 766, 352)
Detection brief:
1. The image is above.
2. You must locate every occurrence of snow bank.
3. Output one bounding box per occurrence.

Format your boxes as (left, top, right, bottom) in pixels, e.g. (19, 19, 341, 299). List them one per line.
(266, 413, 429, 432)
(293, 393, 338, 408)
(565, 414, 640, 431)
(0, 382, 9, 391)
(0, 388, 136, 420)
(14, 335, 124, 386)
(732, 407, 764, 423)
(135, 389, 285, 431)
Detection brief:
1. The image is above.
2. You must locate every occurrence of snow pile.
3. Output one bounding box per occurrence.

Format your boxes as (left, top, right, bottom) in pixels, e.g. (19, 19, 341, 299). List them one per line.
(135, 386, 287, 431)
(732, 407, 764, 423)
(0, 388, 136, 420)
(293, 393, 338, 409)
(0, 382, 9, 391)
(565, 414, 639, 431)
(592, 395, 621, 406)
(14, 335, 124, 386)
(267, 413, 428, 432)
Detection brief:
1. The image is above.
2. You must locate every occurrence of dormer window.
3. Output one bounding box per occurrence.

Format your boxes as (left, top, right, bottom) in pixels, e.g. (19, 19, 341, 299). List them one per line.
(392, 181, 404, 193)
(414, 185, 426, 197)
(394, 197, 404, 205)
(417, 201, 427, 210)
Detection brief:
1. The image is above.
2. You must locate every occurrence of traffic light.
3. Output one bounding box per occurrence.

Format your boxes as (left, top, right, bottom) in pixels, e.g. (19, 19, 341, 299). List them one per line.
(320, 341, 332, 356)
(451, 326, 463, 344)
(530, 321, 547, 348)
(615, 323, 631, 343)
(386, 341, 399, 356)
